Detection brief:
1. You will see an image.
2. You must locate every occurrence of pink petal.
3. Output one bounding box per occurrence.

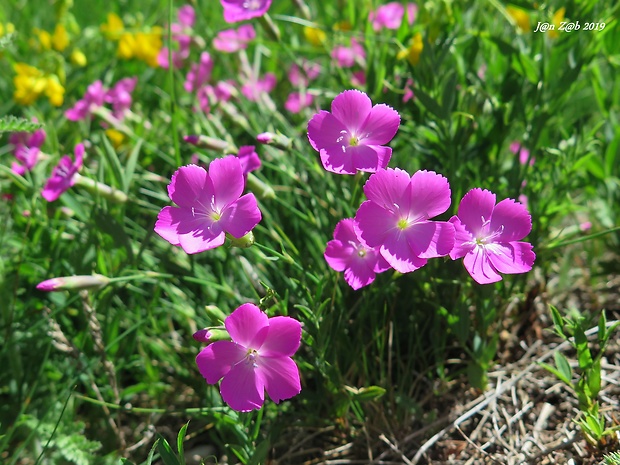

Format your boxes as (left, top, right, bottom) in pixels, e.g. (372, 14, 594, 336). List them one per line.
(218, 193, 262, 238)
(331, 90, 372, 133)
(319, 146, 357, 175)
(359, 103, 400, 145)
(258, 356, 301, 404)
(456, 188, 496, 235)
(209, 156, 245, 210)
(155, 206, 226, 253)
(220, 362, 265, 411)
(407, 170, 451, 220)
(355, 200, 398, 248)
(259, 317, 301, 357)
(463, 247, 502, 284)
(346, 145, 383, 172)
(344, 258, 377, 289)
(486, 242, 535, 274)
(225, 303, 269, 349)
(307, 111, 347, 152)
(196, 340, 246, 384)
(154, 206, 182, 246)
(362, 168, 411, 211)
(324, 240, 355, 272)
(168, 165, 209, 208)
(490, 198, 532, 242)
(380, 231, 427, 273)
(405, 220, 455, 259)
(178, 5, 195, 27)
(448, 216, 475, 260)
(333, 218, 360, 244)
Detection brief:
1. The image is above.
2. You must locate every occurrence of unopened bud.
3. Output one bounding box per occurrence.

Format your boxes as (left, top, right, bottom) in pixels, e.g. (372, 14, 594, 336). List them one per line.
(183, 135, 232, 152)
(246, 173, 275, 199)
(36, 274, 110, 292)
(204, 305, 228, 323)
(256, 132, 292, 150)
(73, 174, 127, 203)
(227, 231, 255, 248)
(192, 328, 230, 343)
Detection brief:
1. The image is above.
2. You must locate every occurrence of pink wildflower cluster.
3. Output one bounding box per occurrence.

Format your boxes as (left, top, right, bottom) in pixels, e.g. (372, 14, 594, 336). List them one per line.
(285, 61, 321, 114)
(213, 24, 256, 53)
(368, 2, 418, 31)
(42, 143, 84, 202)
(9, 127, 46, 175)
(157, 5, 196, 69)
(65, 77, 137, 122)
(311, 90, 536, 289)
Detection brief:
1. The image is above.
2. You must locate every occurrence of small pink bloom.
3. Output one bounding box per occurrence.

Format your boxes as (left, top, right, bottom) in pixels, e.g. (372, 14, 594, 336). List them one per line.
(331, 38, 365, 68)
(325, 218, 390, 290)
(449, 188, 536, 284)
(234, 145, 261, 176)
(509, 141, 534, 166)
(185, 52, 214, 93)
(193, 329, 212, 343)
(402, 78, 415, 103)
(42, 143, 84, 202)
(220, 0, 272, 23)
(579, 221, 592, 232)
(10, 127, 46, 175)
(105, 77, 137, 120)
(355, 169, 455, 273)
(285, 92, 314, 113)
(369, 2, 405, 31)
(196, 303, 302, 412)
(65, 80, 107, 121)
(288, 61, 321, 87)
(177, 5, 196, 27)
(154, 157, 262, 254)
(307, 89, 400, 174)
(213, 24, 256, 53)
(241, 72, 276, 101)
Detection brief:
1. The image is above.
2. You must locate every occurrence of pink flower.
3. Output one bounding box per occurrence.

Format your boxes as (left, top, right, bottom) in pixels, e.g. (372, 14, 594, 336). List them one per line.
(65, 80, 107, 121)
(234, 145, 261, 176)
(355, 169, 455, 273)
(324, 218, 390, 290)
(196, 303, 302, 412)
(220, 0, 272, 23)
(509, 141, 534, 166)
(331, 38, 365, 68)
(154, 157, 262, 254)
(158, 5, 195, 68)
(213, 24, 256, 53)
(288, 61, 321, 87)
(105, 77, 137, 120)
(369, 2, 417, 30)
(42, 143, 84, 202)
(402, 78, 414, 103)
(448, 188, 536, 284)
(284, 92, 314, 113)
(185, 52, 214, 93)
(10, 127, 46, 175)
(307, 89, 400, 175)
(241, 72, 276, 101)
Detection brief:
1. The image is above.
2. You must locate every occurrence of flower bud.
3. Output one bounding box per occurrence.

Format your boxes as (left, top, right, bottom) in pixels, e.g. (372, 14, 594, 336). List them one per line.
(73, 174, 128, 203)
(246, 173, 275, 199)
(204, 305, 227, 323)
(36, 274, 110, 292)
(227, 231, 255, 248)
(192, 328, 230, 343)
(256, 132, 292, 150)
(183, 134, 232, 152)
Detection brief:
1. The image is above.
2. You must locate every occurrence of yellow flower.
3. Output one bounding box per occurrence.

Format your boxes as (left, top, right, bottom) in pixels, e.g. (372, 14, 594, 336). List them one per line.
(506, 6, 530, 32)
(304, 26, 326, 46)
(105, 129, 126, 149)
(133, 27, 162, 67)
(118, 32, 136, 59)
(101, 12, 124, 40)
(52, 23, 70, 51)
(70, 49, 87, 67)
(548, 7, 565, 38)
(397, 33, 423, 66)
(34, 28, 52, 50)
(13, 63, 64, 106)
(0, 22, 15, 37)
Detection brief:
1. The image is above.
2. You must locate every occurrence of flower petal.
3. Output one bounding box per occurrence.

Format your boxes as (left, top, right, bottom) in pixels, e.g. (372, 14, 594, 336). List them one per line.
(359, 103, 400, 145)
(486, 242, 535, 275)
(259, 316, 301, 357)
(258, 356, 301, 404)
(463, 246, 502, 284)
(225, 303, 269, 348)
(209, 156, 245, 210)
(380, 231, 427, 273)
(456, 188, 496, 236)
(324, 239, 355, 272)
(220, 362, 265, 411)
(218, 193, 261, 238)
(355, 200, 398, 248)
(406, 220, 455, 259)
(362, 167, 410, 211)
(330, 89, 372, 133)
(196, 340, 246, 384)
(307, 111, 347, 153)
(406, 170, 451, 220)
(448, 216, 475, 260)
(168, 164, 209, 208)
(347, 144, 390, 173)
(154, 206, 181, 246)
(344, 258, 377, 289)
(490, 198, 532, 242)
(319, 146, 357, 175)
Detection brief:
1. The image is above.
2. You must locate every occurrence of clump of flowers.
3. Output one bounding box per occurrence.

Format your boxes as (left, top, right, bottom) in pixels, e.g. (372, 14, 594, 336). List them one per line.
(101, 13, 162, 67)
(368, 2, 417, 31)
(220, 0, 272, 23)
(213, 24, 256, 53)
(196, 303, 302, 412)
(9, 127, 46, 175)
(331, 38, 366, 68)
(154, 156, 262, 254)
(42, 143, 84, 202)
(65, 77, 137, 122)
(448, 188, 536, 284)
(157, 5, 196, 69)
(398, 33, 424, 66)
(307, 89, 400, 174)
(13, 63, 65, 106)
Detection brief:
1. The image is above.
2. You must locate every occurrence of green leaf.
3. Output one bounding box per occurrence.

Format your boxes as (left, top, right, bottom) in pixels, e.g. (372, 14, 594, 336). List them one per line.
(539, 362, 572, 387)
(123, 138, 143, 192)
(442, 71, 457, 116)
(415, 87, 447, 120)
(549, 306, 566, 338)
(246, 439, 270, 465)
(0, 32, 16, 50)
(0, 115, 45, 134)
(573, 323, 593, 370)
(176, 421, 190, 465)
(156, 434, 181, 465)
(98, 135, 125, 188)
(587, 359, 601, 399)
(553, 352, 573, 385)
(344, 385, 386, 402)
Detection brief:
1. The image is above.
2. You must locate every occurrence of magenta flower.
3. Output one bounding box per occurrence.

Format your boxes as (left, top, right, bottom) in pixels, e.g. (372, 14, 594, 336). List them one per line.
(288, 61, 321, 87)
(213, 24, 256, 53)
(355, 169, 455, 273)
(154, 156, 261, 254)
(324, 218, 390, 290)
(307, 90, 400, 175)
(331, 38, 366, 68)
(241, 72, 276, 101)
(105, 77, 137, 120)
(235, 146, 261, 176)
(157, 6, 195, 69)
(285, 92, 314, 113)
(220, 0, 272, 23)
(65, 80, 107, 121)
(448, 188, 535, 284)
(196, 303, 302, 412)
(369, 2, 417, 31)
(185, 52, 214, 93)
(510, 141, 534, 166)
(42, 143, 84, 202)
(10, 127, 46, 175)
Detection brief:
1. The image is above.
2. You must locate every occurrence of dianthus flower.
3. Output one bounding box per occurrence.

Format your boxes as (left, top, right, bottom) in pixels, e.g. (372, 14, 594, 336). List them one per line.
(355, 169, 455, 273)
(241, 72, 276, 101)
(307, 90, 400, 174)
(42, 143, 84, 202)
(65, 80, 107, 121)
(510, 141, 534, 166)
(213, 24, 256, 53)
(368, 2, 404, 31)
(288, 61, 321, 88)
(154, 156, 261, 254)
(220, 0, 272, 23)
(448, 188, 535, 284)
(331, 38, 365, 68)
(233, 146, 261, 176)
(285, 92, 314, 113)
(10, 127, 46, 175)
(184, 52, 214, 93)
(196, 303, 302, 412)
(325, 218, 390, 290)
(105, 77, 138, 120)
(157, 5, 195, 69)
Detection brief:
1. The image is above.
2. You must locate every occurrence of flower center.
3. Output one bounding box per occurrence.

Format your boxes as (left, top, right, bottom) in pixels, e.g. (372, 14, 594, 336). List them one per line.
(397, 218, 409, 230)
(244, 348, 259, 368)
(242, 0, 261, 10)
(349, 135, 359, 146)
